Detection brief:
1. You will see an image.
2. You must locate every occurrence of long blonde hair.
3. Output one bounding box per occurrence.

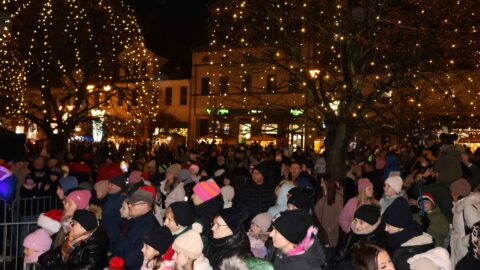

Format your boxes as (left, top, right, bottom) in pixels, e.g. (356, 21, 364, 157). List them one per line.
(357, 188, 377, 207)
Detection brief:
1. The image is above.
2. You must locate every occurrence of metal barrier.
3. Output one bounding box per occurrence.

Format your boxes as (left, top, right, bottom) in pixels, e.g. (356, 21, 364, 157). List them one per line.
(0, 197, 62, 270)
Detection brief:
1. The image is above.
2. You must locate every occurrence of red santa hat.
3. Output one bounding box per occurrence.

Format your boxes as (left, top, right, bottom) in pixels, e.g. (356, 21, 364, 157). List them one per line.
(37, 209, 62, 235)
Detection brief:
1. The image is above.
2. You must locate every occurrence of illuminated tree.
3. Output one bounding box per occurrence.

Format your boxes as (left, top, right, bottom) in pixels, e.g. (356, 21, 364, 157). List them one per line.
(210, 0, 480, 180)
(0, 0, 161, 157)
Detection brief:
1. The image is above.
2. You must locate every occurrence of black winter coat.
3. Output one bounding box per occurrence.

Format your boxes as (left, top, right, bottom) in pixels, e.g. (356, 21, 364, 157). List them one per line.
(205, 228, 252, 269)
(238, 181, 275, 220)
(456, 252, 480, 270)
(38, 228, 108, 270)
(268, 239, 326, 270)
(195, 195, 224, 238)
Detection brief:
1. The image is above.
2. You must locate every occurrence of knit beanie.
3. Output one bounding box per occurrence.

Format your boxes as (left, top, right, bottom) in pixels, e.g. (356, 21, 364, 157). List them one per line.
(169, 201, 195, 227)
(287, 188, 311, 210)
(450, 178, 471, 197)
(219, 205, 249, 233)
(272, 209, 312, 244)
(144, 226, 174, 255)
(253, 163, 268, 178)
(357, 178, 373, 193)
(37, 209, 62, 235)
(252, 212, 272, 233)
(172, 223, 204, 259)
(384, 176, 403, 194)
(354, 205, 380, 225)
(110, 175, 128, 190)
(193, 179, 221, 202)
(23, 228, 52, 264)
(72, 209, 98, 231)
(189, 164, 200, 175)
(177, 169, 191, 182)
(67, 189, 92, 210)
(94, 180, 109, 200)
(59, 176, 78, 194)
(416, 192, 436, 209)
(407, 247, 451, 270)
(167, 164, 182, 178)
(128, 170, 143, 184)
(383, 198, 413, 228)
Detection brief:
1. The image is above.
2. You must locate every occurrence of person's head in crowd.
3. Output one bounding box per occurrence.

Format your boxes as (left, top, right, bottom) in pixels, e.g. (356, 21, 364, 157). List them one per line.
(213, 205, 249, 239)
(165, 201, 195, 234)
(142, 227, 174, 269)
(23, 174, 36, 189)
(449, 178, 471, 202)
(358, 178, 375, 203)
(287, 188, 311, 210)
(269, 209, 311, 254)
(407, 247, 451, 270)
(64, 189, 91, 217)
(61, 165, 70, 178)
(120, 199, 131, 219)
(127, 190, 154, 218)
(217, 156, 225, 166)
(33, 156, 45, 170)
(189, 164, 200, 176)
(221, 185, 235, 209)
(23, 228, 52, 264)
(48, 169, 61, 183)
(166, 164, 182, 180)
(37, 209, 62, 235)
(289, 162, 302, 179)
(352, 243, 394, 270)
(192, 179, 221, 206)
(250, 212, 272, 237)
(383, 176, 403, 197)
(57, 175, 78, 200)
(417, 192, 436, 213)
(47, 158, 58, 169)
(145, 159, 157, 175)
(172, 223, 204, 269)
(320, 175, 338, 205)
(383, 197, 416, 235)
(252, 164, 267, 185)
(351, 205, 381, 234)
(109, 175, 127, 194)
(128, 170, 143, 185)
(94, 180, 109, 200)
(70, 209, 98, 239)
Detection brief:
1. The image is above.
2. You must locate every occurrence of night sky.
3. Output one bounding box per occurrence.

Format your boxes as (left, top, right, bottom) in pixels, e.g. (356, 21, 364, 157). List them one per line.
(129, 0, 213, 79)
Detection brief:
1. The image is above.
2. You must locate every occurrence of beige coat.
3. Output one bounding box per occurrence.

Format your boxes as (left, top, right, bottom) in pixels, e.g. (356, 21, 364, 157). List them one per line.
(314, 189, 344, 247)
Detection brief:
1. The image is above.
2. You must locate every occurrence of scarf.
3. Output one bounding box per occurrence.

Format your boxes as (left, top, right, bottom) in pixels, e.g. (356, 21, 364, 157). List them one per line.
(386, 221, 423, 251)
(61, 231, 93, 262)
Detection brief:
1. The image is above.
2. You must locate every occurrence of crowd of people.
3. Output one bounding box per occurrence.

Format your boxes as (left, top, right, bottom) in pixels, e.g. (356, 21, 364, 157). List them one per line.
(1, 132, 480, 270)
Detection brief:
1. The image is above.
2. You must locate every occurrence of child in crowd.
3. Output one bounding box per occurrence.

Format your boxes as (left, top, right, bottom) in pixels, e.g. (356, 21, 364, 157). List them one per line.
(247, 212, 272, 258)
(141, 227, 174, 270)
(172, 223, 212, 270)
(23, 228, 52, 265)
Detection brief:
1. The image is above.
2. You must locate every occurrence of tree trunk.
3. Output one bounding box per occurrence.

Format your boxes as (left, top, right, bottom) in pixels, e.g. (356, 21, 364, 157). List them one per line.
(324, 120, 350, 184)
(47, 132, 69, 160)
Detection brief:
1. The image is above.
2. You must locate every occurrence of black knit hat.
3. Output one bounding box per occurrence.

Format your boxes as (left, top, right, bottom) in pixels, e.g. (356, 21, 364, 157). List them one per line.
(169, 201, 195, 227)
(72, 210, 98, 231)
(110, 175, 127, 190)
(383, 198, 413, 228)
(219, 205, 249, 233)
(273, 209, 312, 244)
(253, 163, 268, 178)
(287, 188, 311, 210)
(143, 226, 174, 254)
(354, 205, 380, 225)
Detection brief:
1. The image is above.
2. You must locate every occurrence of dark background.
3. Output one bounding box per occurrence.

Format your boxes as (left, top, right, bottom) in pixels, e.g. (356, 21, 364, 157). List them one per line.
(129, 0, 214, 79)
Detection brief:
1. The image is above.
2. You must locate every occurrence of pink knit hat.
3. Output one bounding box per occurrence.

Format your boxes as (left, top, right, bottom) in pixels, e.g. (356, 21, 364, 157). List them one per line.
(128, 170, 143, 184)
(23, 228, 52, 263)
(193, 179, 221, 202)
(358, 178, 373, 193)
(67, 189, 91, 210)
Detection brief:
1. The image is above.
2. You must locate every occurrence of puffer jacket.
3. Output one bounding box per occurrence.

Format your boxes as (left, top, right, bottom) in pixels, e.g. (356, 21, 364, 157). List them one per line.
(238, 181, 276, 221)
(391, 233, 435, 270)
(451, 192, 480, 266)
(267, 226, 326, 270)
(205, 228, 252, 269)
(38, 228, 108, 270)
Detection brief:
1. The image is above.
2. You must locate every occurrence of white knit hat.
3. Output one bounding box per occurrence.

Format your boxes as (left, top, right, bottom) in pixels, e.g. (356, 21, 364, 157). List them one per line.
(252, 212, 272, 233)
(172, 223, 204, 259)
(385, 176, 403, 194)
(407, 247, 451, 270)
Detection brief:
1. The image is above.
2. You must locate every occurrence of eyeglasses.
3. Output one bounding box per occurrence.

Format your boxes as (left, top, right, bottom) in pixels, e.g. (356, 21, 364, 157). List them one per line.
(211, 222, 228, 228)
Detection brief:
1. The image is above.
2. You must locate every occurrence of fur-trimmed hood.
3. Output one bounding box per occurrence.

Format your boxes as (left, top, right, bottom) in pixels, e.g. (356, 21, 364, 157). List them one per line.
(401, 233, 433, 247)
(453, 192, 480, 214)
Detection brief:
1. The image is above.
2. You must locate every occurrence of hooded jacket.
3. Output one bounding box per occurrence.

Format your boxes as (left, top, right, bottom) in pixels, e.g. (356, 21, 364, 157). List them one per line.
(451, 192, 480, 266)
(205, 227, 252, 269)
(391, 232, 435, 270)
(267, 226, 326, 270)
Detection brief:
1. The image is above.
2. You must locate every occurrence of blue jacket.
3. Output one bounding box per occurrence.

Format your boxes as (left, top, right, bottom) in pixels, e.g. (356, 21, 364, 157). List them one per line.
(111, 211, 160, 270)
(102, 192, 124, 249)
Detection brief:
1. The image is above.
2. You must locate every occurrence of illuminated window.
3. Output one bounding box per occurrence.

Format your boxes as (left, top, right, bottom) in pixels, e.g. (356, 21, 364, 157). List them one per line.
(262, 124, 278, 134)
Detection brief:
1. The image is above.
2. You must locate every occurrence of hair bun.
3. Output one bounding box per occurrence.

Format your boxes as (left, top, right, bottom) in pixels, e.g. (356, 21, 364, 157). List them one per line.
(191, 222, 203, 234)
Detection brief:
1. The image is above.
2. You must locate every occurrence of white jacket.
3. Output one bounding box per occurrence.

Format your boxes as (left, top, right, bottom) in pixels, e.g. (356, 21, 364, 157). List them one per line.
(407, 247, 452, 270)
(194, 255, 212, 270)
(450, 192, 480, 266)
